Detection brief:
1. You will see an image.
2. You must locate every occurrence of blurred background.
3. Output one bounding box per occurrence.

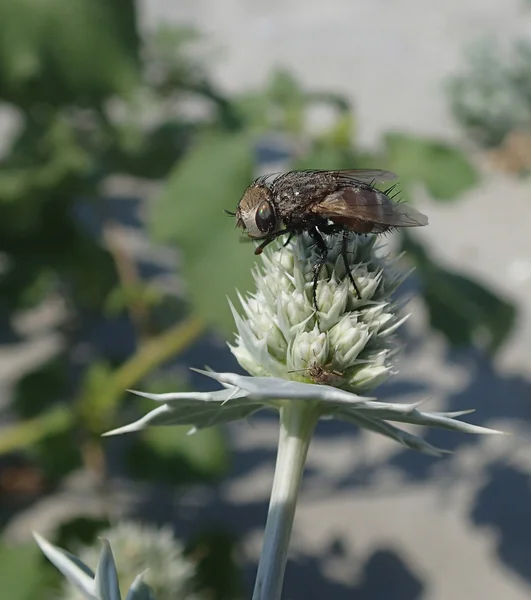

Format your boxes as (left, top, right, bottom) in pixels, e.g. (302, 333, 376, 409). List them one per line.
(0, 1, 530, 599)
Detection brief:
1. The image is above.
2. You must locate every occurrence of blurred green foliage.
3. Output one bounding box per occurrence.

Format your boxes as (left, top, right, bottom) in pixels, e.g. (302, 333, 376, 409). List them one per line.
(129, 425, 230, 485)
(0, 3, 239, 595)
(448, 37, 531, 175)
(402, 234, 517, 355)
(384, 133, 478, 200)
(0, 541, 49, 600)
(0, 1, 520, 597)
(150, 131, 257, 333)
(0, 0, 139, 106)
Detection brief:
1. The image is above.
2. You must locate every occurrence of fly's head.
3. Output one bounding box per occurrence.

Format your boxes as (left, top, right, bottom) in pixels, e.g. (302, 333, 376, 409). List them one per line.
(235, 184, 282, 239)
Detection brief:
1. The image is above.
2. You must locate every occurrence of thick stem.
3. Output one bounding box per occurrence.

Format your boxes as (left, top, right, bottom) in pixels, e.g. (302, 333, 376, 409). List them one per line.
(252, 401, 319, 600)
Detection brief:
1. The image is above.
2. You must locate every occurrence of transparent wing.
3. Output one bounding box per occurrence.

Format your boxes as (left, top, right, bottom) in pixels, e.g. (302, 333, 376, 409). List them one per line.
(331, 169, 398, 183)
(254, 169, 397, 188)
(315, 188, 428, 227)
(253, 172, 283, 186)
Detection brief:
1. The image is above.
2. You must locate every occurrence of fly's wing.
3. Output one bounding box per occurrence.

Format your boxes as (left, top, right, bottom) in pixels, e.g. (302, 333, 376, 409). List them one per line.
(254, 172, 283, 186)
(255, 169, 397, 199)
(330, 169, 398, 184)
(313, 188, 429, 227)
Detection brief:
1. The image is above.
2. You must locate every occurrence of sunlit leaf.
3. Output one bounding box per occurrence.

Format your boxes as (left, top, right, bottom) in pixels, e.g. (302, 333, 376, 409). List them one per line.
(149, 132, 257, 333)
(293, 143, 358, 171)
(385, 133, 478, 200)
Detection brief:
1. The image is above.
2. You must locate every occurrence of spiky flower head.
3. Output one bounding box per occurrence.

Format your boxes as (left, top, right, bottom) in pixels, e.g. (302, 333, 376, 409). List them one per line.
(230, 232, 406, 394)
(105, 230, 502, 456)
(59, 522, 203, 600)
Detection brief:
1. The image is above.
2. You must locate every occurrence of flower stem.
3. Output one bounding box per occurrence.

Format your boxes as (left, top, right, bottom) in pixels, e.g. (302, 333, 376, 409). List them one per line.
(252, 401, 319, 600)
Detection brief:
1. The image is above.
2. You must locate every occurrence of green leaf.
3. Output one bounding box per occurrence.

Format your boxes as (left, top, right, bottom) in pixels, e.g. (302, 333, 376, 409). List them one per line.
(0, 116, 92, 205)
(293, 143, 357, 171)
(189, 530, 243, 600)
(0, 406, 72, 455)
(128, 425, 230, 485)
(104, 282, 163, 318)
(293, 140, 379, 173)
(403, 233, 517, 355)
(149, 132, 257, 333)
(0, 0, 139, 106)
(233, 69, 307, 134)
(0, 542, 47, 600)
(385, 133, 478, 201)
(14, 354, 68, 418)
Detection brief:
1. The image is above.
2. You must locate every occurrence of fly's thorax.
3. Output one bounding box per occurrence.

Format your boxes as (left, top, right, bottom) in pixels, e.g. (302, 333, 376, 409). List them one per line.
(272, 178, 338, 227)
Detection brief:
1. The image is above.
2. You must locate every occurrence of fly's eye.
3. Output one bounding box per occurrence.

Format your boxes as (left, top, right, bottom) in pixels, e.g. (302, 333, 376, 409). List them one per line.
(255, 200, 276, 234)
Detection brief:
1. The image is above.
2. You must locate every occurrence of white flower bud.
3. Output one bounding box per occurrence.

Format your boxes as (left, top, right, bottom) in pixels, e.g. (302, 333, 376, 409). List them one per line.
(329, 316, 371, 368)
(288, 327, 328, 371)
(347, 363, 391, 392)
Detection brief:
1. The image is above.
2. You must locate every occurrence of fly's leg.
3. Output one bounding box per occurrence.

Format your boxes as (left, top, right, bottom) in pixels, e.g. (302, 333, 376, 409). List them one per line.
(317, 225, 362, 299)
(309, 227, 329, 311)
(341, 230, 361, 299)
(254, 229, 290, 255)
(282, 233, 294, 247)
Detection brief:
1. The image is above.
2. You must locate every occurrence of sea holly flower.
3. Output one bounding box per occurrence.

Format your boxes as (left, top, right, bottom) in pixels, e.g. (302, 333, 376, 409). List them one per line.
(104, 232, 504, 600)
(34, 532, 156, 600)
(55, 522, 204, 600)
(106, 233, 498, 452)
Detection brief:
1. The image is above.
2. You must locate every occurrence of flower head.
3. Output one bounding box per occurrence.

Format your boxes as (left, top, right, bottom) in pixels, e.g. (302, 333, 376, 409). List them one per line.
(105, 232, 504, 456)
(57, 522, 203, 600)
(230, 233, 406, 393)
(34, 532, 156, 600)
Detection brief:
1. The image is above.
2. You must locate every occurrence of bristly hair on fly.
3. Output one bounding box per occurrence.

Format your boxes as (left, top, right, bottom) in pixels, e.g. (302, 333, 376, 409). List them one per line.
(229, 169, 428, 309)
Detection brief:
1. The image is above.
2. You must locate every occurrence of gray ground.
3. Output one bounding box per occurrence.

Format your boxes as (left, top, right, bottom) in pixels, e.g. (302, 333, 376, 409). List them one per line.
(2, 1, 531, 598)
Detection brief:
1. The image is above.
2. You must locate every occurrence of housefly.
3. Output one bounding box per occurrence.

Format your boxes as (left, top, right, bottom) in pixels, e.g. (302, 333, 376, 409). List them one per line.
(231, 169, 428, 307)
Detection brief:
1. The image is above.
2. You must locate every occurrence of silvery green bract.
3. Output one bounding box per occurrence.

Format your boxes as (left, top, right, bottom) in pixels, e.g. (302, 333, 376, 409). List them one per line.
(34, 533, 156, 600)
(105, 233, 503, 455)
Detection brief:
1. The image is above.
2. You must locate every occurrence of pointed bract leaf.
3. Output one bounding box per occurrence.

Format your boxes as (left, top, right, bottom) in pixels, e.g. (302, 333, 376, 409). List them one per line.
(33, 533, 97, 599)
(95, 539, 121, 600)
(105, 370, 505, 454)
(126, 573, 156, 600)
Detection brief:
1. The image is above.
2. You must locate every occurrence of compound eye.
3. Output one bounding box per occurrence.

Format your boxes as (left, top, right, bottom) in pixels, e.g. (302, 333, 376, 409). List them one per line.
(255, 200, 277, 234)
